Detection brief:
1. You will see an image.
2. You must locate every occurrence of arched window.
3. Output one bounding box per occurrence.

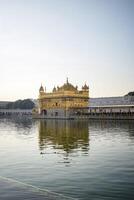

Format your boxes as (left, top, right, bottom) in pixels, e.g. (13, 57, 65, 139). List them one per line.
(42, 109, 47, 115)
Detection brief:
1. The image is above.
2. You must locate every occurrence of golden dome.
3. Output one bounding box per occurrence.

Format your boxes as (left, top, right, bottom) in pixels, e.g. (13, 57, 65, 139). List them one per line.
(53, 86, 56, 92)
(58, 78, 78, 91)
(82, 83, 89, 90)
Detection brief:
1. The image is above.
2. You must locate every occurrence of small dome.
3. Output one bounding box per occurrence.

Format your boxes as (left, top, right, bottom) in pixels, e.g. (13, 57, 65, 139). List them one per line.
(82, 83, 89, 90)
(39, 84, 44, 92)
(53, 86, 56, 92)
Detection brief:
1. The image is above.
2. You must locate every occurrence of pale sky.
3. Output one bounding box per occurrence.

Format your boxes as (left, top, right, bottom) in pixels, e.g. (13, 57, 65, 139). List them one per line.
(0, 0, 134, 101)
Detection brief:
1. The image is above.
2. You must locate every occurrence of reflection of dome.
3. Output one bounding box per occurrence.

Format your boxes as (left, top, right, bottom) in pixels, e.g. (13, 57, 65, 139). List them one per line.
(39, 120, 89, 154)
(39, 84, 44, 92)
(58, 78, 78, 91)
(82, 83, 89, 90)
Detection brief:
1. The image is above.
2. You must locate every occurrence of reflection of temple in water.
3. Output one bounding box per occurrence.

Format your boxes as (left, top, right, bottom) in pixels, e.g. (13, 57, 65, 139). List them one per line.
(38, 120, 89, 154)
(89, 120, 134, 138)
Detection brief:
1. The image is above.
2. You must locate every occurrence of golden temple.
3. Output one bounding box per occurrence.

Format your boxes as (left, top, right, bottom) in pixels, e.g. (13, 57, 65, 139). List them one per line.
(38, 78, 89, 119)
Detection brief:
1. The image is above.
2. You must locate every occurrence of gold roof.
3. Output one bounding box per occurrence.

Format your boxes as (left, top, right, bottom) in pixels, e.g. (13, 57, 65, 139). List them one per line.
(58, 78, 78, 92)
(82, 83, 89, 90)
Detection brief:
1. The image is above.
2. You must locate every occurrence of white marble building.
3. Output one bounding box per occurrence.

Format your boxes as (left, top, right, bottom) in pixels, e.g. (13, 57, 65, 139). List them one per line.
(90, 94, 134, 107)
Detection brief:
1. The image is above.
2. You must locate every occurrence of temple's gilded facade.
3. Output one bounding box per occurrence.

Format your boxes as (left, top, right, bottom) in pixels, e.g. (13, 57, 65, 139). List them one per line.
(38, 78, 89, 119)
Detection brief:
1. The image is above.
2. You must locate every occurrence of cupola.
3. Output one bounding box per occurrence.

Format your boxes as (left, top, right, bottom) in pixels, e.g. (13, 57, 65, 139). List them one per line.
(39, 84, 44, 93)
(53, 86, 56, 92)
(82, 83, 89, 90)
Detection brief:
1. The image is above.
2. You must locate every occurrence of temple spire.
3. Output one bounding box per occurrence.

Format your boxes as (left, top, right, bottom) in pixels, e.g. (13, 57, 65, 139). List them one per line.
(39, 83, 44, 92)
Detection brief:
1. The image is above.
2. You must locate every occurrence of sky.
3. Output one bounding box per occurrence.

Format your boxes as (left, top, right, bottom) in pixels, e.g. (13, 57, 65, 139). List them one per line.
(0, 0, 134, 101)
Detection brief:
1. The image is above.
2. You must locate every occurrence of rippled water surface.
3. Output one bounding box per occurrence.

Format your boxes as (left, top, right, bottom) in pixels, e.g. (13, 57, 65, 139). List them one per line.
(0, 117, 134, 200)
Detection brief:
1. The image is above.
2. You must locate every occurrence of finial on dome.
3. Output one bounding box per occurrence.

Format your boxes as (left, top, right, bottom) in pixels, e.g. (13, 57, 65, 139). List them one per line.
(66, 77, 69, 84)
